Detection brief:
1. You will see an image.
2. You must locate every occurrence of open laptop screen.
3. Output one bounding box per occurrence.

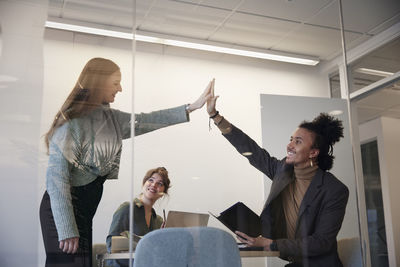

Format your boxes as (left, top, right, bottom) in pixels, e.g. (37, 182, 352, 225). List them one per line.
(165, 210, 209, 228)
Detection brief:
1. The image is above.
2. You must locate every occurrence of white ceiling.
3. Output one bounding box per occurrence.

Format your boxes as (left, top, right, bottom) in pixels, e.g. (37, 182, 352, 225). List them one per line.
(47, 0, 400, 124)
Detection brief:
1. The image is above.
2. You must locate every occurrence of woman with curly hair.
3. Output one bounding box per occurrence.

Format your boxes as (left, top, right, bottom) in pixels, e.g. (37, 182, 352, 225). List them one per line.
(206, 79, 348, 267)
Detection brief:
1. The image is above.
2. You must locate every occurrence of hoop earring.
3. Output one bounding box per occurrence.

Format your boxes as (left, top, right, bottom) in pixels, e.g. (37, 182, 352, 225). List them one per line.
(310, 158, 313, 167)
(78, 81, 84, 89)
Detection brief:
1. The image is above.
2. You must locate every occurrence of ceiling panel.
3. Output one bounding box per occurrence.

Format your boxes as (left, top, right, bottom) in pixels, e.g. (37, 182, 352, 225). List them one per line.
(137, 0, 229, 39)
(237, 0, 334, 22)
(271, 24, 362, 59)
(172, 0, 243, 11)
(368, 13, 400, 35)
(48, 0, 133, 28)
(341, 0, 400, 33)
(211, 12, 299, 49)
(306, 1, 344, 30)
(310, 0, 400, 34)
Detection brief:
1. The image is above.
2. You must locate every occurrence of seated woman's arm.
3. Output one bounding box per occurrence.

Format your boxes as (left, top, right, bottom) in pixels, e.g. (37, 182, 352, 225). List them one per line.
(106, 202, 130, 253)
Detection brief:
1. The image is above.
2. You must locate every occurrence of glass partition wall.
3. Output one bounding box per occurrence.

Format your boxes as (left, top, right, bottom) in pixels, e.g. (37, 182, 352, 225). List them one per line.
(341, 0, 400, 266)
(4, 0, 398, 266)
(0, 1, 48, 266)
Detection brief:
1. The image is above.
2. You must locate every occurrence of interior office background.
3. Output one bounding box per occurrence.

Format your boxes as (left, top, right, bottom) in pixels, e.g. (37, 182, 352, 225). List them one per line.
(0, 0, 399, 267)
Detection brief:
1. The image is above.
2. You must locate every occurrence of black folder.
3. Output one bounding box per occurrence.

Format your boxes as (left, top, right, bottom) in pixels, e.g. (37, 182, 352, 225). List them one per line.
(210, 202, 261, 237)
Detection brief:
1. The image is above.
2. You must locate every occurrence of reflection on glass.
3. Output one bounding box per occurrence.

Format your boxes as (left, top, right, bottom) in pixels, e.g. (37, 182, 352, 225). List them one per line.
(361, 140, 389, 267)
(348, 37, 400, 93)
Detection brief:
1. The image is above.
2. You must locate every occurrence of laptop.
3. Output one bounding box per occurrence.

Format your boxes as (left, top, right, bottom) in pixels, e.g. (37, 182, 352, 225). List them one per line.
(165, 210, 210, 228)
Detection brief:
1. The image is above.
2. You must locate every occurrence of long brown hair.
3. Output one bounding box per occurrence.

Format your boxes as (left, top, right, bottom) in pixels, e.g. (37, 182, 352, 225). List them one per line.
(44, 58, 120, 152)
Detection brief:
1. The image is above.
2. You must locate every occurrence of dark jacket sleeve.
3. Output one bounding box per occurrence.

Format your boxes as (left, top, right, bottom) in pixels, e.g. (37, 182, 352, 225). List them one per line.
(222, 124, 282, 180)
(106, 202, 130, 253)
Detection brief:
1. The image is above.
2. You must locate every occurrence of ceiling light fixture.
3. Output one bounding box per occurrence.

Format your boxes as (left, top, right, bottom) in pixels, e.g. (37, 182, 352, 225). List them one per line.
(355, 68, 394, 77)
(45, 20, 319, 66)
(328, 110, 343, 116)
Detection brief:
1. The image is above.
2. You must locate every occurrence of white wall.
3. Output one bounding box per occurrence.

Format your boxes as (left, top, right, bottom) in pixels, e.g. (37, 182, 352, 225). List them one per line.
(38, 28, 329, 266)
(359, 117, 400, 267)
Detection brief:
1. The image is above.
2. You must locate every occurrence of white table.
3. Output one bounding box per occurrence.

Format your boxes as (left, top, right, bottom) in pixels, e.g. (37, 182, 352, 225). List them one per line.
(97, 250, 279, 266)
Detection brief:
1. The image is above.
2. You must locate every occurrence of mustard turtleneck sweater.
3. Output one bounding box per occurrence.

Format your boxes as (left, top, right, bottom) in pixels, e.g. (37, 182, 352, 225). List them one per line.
(282, 164, 318, 239)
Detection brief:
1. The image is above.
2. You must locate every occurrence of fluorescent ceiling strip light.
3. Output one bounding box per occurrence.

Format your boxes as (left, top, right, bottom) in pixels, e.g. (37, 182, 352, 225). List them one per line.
(355, 68, 394, 77)
(45, 21, 133, 39)
(135, 35, 318, 65)
(45, 21, 319, 66)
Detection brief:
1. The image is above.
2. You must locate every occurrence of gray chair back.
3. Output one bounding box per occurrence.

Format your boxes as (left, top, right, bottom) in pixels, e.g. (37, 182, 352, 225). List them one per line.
(133, 227, 241, 267)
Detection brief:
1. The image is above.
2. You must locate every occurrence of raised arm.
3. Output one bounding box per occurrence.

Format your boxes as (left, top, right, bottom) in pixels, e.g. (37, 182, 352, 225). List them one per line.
(114, 80, 214, 137)
(206, 79, 281, 178)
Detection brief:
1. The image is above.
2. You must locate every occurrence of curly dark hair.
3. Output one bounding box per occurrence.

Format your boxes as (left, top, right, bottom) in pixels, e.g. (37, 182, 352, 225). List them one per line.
(299, 113, 344, 171)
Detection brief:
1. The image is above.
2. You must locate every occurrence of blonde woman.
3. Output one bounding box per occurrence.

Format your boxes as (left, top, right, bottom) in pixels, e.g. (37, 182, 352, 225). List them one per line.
(39, 58, 211, 267)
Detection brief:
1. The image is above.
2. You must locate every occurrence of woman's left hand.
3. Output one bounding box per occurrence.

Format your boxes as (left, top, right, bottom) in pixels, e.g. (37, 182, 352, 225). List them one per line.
(235, 231, 273, 250)
(186, 79, 214, 113)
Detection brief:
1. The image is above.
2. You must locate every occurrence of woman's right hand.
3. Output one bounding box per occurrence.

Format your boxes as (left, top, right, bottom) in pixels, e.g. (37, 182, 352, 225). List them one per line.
(206, 79, 219, 116)
(59, 237, 79, 254)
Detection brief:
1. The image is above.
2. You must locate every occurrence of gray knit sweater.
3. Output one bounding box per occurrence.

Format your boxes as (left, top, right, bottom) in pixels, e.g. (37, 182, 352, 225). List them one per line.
(46, 104, 189, 241)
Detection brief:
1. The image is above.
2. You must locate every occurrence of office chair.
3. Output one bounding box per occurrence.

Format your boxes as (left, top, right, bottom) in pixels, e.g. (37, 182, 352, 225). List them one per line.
(133, 227, 241, 267)
(133, 227, 194, 267)
(337, 237, 362, 267)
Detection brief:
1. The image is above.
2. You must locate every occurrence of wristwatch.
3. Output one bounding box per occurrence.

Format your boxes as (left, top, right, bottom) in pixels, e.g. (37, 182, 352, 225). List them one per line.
(270, 240, 278, 251)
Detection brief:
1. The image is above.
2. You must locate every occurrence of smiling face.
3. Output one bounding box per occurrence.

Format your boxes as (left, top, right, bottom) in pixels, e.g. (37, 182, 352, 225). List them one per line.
(285, 127, 319, 168)
(142, 173, 166, 202)
(102, 70, 122, 104)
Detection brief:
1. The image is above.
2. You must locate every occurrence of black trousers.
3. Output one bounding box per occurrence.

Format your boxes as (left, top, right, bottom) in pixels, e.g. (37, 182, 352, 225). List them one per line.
(40, 177, 105, 267)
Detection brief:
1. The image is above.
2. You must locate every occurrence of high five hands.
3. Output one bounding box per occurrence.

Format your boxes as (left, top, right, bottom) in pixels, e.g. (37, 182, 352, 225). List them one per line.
(186, 79, 215, 113)
(206, 79, 219, 117)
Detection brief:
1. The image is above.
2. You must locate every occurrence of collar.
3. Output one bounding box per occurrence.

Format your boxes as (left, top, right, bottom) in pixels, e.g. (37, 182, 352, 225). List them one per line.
(294, 164, 318, 180)
(134, 197, 157, 217)
(134, 197, 144, 208)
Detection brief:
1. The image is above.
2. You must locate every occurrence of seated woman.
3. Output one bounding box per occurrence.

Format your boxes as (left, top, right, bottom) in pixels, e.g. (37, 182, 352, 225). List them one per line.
(106, 167, 170, 267)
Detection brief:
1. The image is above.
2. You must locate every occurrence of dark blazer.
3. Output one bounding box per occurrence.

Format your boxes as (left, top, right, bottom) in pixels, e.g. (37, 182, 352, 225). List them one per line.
(223, 125, 349, 267)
